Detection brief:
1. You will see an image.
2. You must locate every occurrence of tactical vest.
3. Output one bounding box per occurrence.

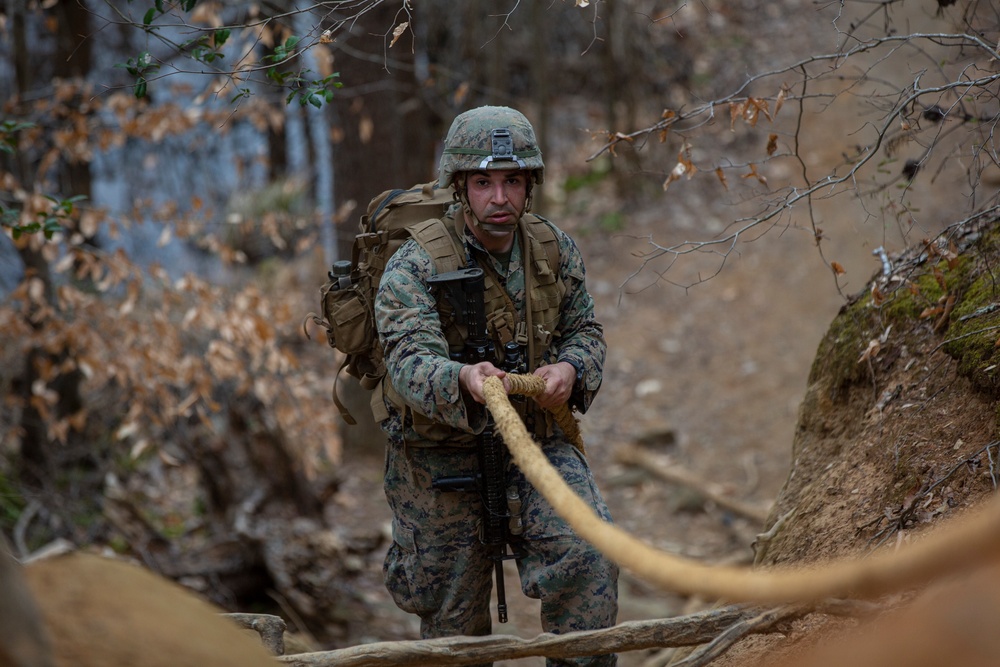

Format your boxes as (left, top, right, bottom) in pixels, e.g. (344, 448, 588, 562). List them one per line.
(374, 212, 565, 443)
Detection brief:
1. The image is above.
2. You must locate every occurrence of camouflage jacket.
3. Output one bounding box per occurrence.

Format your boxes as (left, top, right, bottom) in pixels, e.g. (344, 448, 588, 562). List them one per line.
(374, 208, 606, 446)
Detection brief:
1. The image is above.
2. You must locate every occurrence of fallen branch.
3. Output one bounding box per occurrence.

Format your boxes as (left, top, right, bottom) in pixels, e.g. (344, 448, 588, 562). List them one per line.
(277, 600, 879, 667)
(615, 444, 772, 524)
(278, 606, 759, 666)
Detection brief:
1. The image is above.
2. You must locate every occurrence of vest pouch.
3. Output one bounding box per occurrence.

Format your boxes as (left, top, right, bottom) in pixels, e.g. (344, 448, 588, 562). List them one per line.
(409, 408, 477, 446)
(322, 282, 372, 356)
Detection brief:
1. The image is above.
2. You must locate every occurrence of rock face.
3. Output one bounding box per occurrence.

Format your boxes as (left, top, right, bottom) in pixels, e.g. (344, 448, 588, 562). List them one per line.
(22, 552, 280, 667)
(719, 217, 1000, 665)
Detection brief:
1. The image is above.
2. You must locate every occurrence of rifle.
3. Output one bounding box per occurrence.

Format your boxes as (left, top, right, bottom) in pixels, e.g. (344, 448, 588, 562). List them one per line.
(427, 267, 524, 623)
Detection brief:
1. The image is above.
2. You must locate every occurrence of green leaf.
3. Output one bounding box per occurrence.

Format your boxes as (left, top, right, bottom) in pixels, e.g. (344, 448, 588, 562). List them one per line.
(143, 8, 156, 25)
(230, 88, 250, 104)
(214, 28, 230, 47)
(134, 78, 147, 99)
(43, 219, 62, 239)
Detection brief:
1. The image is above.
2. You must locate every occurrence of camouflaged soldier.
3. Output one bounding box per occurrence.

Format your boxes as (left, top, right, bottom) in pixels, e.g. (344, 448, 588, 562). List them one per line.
(374, 105, 619, 667)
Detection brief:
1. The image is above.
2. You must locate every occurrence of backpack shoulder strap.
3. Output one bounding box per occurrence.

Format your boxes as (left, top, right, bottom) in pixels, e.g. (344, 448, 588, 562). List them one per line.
(372, 217, 466, 421)
(408, 217, 466, 274)
(522, 214, 561, 277)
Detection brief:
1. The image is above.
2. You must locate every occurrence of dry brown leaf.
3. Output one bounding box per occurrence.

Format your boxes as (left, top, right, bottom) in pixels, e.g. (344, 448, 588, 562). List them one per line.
(729, 101, 743, 131)
(663, 148, 693, 189)
(758, 98, 772, 121)
(359, 115, 374, 144)
(256, 23, 275, 49)
(742, 163, 767, 186)
(932, 266, 947, 291)
(453, 81, 470, 105)
(774, 83, 789, 118)
(390, 21, 409, 47)
(919, 306, 944, 319)
(766, 133, 778, 156)
(190, 3, 222, 26)
(744, 98, 759, 126)
(858, 339, 881, 364)
(831, 261, 846, 276)
(747, 97, 771, 123)
(715, 167, 729, 190)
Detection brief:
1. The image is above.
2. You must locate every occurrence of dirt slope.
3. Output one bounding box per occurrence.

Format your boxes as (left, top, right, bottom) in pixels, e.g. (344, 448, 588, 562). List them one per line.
(704, 216, 1000, 666)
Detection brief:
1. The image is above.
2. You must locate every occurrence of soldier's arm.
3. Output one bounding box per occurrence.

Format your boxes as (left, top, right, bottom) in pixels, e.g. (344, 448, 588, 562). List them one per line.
(549, 229, 606, 413)
(375, 241, 484, 432)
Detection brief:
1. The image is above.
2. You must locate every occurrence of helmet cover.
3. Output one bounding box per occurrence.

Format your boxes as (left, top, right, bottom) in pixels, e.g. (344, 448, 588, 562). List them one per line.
(438, 106, 544, 188)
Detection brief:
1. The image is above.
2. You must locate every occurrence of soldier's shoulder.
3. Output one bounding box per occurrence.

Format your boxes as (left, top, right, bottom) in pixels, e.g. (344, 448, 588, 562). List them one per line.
(386, 238, 435, 272)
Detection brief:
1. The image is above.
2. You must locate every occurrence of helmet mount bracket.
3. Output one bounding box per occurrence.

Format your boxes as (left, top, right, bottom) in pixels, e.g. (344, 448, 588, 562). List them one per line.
(478, 128, 527, 169)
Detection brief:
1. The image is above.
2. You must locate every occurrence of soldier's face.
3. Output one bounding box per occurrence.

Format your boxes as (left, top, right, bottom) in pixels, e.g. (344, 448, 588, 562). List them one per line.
(464, 169, 528, 252)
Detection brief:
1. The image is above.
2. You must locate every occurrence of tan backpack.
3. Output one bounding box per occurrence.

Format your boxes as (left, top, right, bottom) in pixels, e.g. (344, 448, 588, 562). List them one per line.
(305, 182, 457, 423)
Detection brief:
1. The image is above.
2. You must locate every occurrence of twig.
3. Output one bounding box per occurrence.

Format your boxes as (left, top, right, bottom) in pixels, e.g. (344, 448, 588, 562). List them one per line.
(13, 499, 41, 559)
(669, 604, 808, 667)
(752, 508, 797, 566)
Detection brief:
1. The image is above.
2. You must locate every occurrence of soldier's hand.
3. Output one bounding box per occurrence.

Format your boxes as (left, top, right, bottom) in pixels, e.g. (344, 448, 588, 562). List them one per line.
(533, 362, 576, 408)
(459, 362, 507, 404)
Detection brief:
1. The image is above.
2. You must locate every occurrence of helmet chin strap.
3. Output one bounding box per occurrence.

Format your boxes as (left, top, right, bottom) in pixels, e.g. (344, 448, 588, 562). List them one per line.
(453, 174, 533, 234)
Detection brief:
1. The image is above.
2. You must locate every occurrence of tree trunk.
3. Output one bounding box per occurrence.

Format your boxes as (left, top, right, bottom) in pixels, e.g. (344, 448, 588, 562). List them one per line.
(330, 2, 441, 260)
(9, 3, 92, 487)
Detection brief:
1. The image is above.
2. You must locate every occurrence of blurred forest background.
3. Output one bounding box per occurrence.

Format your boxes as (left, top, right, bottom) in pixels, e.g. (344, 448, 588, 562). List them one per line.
(2, 0, 999, 660)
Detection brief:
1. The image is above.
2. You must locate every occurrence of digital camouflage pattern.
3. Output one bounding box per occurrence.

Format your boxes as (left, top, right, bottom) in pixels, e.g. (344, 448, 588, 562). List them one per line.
(438, 105, 546, 188)
(375, 207, 618, 666)
(375, 210, 605, 443)
(382, 441, 619, 667)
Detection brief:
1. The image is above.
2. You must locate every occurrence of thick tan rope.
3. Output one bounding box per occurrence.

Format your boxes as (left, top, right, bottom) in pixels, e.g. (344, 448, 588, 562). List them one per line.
(504, 373, 584, 453)
(483, 375, 1000, 604)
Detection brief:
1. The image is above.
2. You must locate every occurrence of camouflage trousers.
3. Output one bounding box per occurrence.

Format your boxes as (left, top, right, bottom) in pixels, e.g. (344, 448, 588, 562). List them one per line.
(382, 439, 619, 667)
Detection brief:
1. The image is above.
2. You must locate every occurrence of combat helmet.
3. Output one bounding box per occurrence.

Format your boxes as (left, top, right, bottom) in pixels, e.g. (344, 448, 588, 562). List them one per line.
(438, 106, 545, 189)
